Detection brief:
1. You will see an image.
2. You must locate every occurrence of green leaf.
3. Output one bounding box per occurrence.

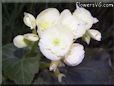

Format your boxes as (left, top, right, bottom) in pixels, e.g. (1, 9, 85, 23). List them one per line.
(3, 43, 41, 84)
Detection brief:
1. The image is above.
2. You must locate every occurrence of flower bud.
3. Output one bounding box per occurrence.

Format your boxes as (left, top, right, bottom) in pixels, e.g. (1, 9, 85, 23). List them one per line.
(87, 29, 101, 41)
(23, 12, 36, 29)
(13, 35, 27, 48)
(24, 33, 39, 42)
(49, 61, 60, 71)
(57, 73, 65, 82)
(64, 43, 85, 66)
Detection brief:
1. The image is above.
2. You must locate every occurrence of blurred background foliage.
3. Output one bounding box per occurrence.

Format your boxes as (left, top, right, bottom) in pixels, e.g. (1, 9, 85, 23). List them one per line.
(2, 3, 114, 84)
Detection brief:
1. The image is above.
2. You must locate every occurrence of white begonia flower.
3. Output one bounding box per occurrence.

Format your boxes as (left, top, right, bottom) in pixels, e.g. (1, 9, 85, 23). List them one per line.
(64, 43, 85, 66)
(24, 33, 39, 42)
(73, 4, 99, 30)
(87, 29, 101, 41)
(39, 25, 73, 61)
(36, 8, 60, 36)
(60, 9, 87, 39)
(23, 12, 36, 29)
(13, 35, 27, 48)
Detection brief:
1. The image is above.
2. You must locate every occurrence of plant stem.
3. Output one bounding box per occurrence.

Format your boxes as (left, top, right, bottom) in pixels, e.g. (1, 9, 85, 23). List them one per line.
(39, 63, 50, 70)
(24, 41, 38, 58)
(32, 28, 37, 34)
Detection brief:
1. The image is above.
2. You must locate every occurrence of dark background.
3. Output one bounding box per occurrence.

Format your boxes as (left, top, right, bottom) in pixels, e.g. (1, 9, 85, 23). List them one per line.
(2, 3, 114, 84)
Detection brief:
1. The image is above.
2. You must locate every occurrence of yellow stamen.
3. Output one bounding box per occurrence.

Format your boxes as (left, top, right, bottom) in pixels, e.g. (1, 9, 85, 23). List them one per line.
(52, 38, 60, 46)
(38, 21, 49, 31)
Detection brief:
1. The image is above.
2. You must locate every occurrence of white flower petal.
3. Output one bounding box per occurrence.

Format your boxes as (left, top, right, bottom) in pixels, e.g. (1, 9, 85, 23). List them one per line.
(13, 35, 27, 48)
(60, 9, 77, 35)
(39, 42, 61, 61)
(93, 17, 99, 24)
(88, 29, 101, 41)
(60, 9, 72, 19)
(24, 33, 39, 42)
(36, 8, 60, 34)
(23, 12, 36, 29)
(64, 43, 85, 66)
(73, 23, 87, 39)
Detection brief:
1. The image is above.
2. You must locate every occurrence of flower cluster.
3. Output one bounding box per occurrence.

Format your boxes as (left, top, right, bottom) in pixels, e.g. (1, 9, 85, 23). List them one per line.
(13, 4, 101, 82)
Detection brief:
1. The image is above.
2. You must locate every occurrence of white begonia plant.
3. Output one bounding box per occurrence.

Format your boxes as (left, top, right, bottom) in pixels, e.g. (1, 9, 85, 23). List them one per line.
(64, 43, 85, 66)
(23, 12, 36, 29)
(36, 8, 60, 36)
(14, 5, 101, 63)
(13, 4, 102, 82)
(38, 25, 74, 61)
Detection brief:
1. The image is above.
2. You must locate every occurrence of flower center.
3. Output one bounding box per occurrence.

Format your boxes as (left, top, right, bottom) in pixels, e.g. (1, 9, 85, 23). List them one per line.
(52, 38, 60, 46)
(38, 21, 49, 31)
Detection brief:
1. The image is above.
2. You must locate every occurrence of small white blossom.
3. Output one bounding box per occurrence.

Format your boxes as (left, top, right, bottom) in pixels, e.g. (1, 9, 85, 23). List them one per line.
(39, 25, 73, 61)
(24, 33, 39, 42)
(87, 29, 101, 41)
(64, 43, 85, 66)
(13, 35, 27, 48)
(23, 12, 36, 29)
(73, 4, 99, 30)
(36, 8, 60, 36)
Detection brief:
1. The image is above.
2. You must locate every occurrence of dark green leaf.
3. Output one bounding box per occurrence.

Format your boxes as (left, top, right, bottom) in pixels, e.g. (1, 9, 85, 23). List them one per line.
(3, 43, 41, 84)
